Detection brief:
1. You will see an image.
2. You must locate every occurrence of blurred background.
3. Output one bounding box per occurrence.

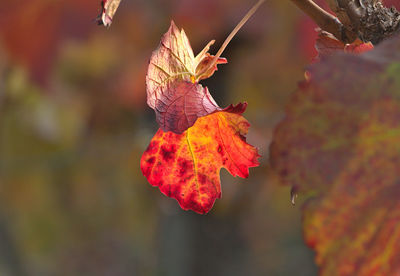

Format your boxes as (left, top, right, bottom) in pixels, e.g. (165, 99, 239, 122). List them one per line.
(5, 0, 399, 275)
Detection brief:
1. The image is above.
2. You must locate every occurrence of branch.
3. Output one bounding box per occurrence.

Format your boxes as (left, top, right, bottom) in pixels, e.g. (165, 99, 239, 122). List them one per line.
(329, 0, 400, 44)
(290, 0, 358, 43)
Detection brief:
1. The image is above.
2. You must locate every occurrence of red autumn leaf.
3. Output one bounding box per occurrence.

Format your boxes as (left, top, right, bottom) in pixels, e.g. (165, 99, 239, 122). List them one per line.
(146, 21, 227, 133)
(141, 103, 259, 214)
(270, 34, 400, 274)
(96, 0, 122, 27)
(143, 4, 263, 213)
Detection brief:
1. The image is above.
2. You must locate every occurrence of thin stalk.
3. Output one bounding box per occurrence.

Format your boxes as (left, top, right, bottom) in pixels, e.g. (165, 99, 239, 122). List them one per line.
(197, 0, 266, 77)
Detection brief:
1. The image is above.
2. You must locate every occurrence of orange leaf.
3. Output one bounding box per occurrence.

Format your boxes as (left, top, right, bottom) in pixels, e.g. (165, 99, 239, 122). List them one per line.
(141, 103, 259, 214)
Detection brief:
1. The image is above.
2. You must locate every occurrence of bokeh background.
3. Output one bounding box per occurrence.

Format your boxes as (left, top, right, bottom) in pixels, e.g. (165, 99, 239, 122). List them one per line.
(3, 0, 398, 275)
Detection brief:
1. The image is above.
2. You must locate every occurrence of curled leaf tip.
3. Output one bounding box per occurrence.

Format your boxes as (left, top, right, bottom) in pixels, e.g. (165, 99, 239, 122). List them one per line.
(96, 0, 121, 27)
(196, 0, 265, 78)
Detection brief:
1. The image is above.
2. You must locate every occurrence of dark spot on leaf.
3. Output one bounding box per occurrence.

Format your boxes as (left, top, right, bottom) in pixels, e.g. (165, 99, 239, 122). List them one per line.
(141, 164, 151, 178)
(178, 159, 190, 177)
(161, 145, 176, 161)
(198, 174, 207, 184)
(147, 157, 155, 165)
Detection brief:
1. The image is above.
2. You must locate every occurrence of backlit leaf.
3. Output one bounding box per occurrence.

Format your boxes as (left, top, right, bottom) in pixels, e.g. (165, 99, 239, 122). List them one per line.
(143, 4, 265, 212)
(146, 21, 226, 133)
(270, 34, 400, 274)
(154, 81, 219, 134)
(141, 103, 259, 214)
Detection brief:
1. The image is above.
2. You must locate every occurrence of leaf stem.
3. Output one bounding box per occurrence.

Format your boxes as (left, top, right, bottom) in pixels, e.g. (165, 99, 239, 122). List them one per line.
(197, 0, 266, 77)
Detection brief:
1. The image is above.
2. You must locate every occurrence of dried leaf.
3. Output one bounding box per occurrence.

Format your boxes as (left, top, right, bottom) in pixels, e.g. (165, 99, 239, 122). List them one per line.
(146, 21, 226, 133)
(97, 0, 122, 27)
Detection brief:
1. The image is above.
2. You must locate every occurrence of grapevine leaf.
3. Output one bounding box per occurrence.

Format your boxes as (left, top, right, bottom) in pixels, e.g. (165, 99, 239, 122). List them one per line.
(304, 107, 400, 275)
(270, 34, 400, 274)
(146, 21, 226, 133)
(97, 0, 122, 27)
(155, 81, 219, 134)
(141, 103, 259, 214)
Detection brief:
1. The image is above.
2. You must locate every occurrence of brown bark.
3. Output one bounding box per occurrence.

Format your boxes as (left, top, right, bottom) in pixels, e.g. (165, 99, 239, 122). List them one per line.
(290, 0, 357, 43)
(290, 0, 400, 44)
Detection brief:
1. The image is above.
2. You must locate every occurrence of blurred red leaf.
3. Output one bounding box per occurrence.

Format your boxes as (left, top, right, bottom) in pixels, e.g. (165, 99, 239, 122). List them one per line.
(146, 21, 226, 133)
(297, 16, 319, 60)
(0, 0, 95, 84)
(141, 103, 259, 214)
(270, 34, 400, 274)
